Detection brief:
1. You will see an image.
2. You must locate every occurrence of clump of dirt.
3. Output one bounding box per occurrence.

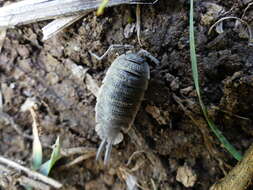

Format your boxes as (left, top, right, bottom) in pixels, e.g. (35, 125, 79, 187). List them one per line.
(0, 0, 252, 189)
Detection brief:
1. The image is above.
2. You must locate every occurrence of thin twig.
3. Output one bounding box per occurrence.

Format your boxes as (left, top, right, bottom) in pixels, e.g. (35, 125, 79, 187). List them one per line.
(241, 2, 253, 19)
(136, 4, 143, 46)
(0, 156, 63, 189)
(126, 150, 145, 166)
(221, 4, 234, 16)
(208, 16, 253, 44)
(59, 152, 96, 169)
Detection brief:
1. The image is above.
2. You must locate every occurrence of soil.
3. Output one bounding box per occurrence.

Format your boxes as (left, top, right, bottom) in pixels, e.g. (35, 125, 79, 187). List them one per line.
(0, 0, 253, 189)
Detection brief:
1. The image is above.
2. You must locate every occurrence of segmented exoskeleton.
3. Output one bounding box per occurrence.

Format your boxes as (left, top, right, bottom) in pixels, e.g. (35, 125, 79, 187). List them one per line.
(94, 49, 159, 164)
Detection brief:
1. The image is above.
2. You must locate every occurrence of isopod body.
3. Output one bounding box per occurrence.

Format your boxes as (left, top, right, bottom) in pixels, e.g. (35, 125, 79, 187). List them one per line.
(95, 53, 150, 164)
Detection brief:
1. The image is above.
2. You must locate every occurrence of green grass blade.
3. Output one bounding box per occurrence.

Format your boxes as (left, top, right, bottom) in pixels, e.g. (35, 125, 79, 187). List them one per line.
(189, 0, 242, 161)
(39, 136, 61, 176)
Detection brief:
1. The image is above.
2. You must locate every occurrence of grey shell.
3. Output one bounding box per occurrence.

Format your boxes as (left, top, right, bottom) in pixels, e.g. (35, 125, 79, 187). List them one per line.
(95, 53, 150, 164)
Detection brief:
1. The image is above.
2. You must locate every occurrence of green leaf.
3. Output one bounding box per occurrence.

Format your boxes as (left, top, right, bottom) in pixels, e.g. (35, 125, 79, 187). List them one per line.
(189, 0, 242, 161)
(97, 0, 109, 16)
(39, 136, 61, 176)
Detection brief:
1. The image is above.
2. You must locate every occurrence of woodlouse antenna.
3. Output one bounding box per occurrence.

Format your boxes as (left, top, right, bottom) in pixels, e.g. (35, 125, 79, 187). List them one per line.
(89, 44, 134, 61)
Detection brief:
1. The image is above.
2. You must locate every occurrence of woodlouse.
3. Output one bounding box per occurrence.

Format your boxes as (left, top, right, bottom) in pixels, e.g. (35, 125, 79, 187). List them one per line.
(91, 46, 159, 164)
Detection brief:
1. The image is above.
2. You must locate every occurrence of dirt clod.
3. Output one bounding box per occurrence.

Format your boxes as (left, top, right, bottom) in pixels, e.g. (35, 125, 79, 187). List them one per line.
(176, 164, 197, 188)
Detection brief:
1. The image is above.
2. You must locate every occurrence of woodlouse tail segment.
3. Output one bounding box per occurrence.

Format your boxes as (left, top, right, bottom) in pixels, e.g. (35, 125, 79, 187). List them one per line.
(95, 139, 113, 165)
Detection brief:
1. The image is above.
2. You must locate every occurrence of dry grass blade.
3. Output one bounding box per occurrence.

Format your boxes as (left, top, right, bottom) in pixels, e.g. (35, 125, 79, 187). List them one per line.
(42, 13, 88, 41)
(0, 0, 157, 28)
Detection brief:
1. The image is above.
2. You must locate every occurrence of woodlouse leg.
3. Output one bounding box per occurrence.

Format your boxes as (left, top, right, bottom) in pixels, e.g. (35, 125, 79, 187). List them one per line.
(137, 49, 160, 65)
(89, 44, 134, 61)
